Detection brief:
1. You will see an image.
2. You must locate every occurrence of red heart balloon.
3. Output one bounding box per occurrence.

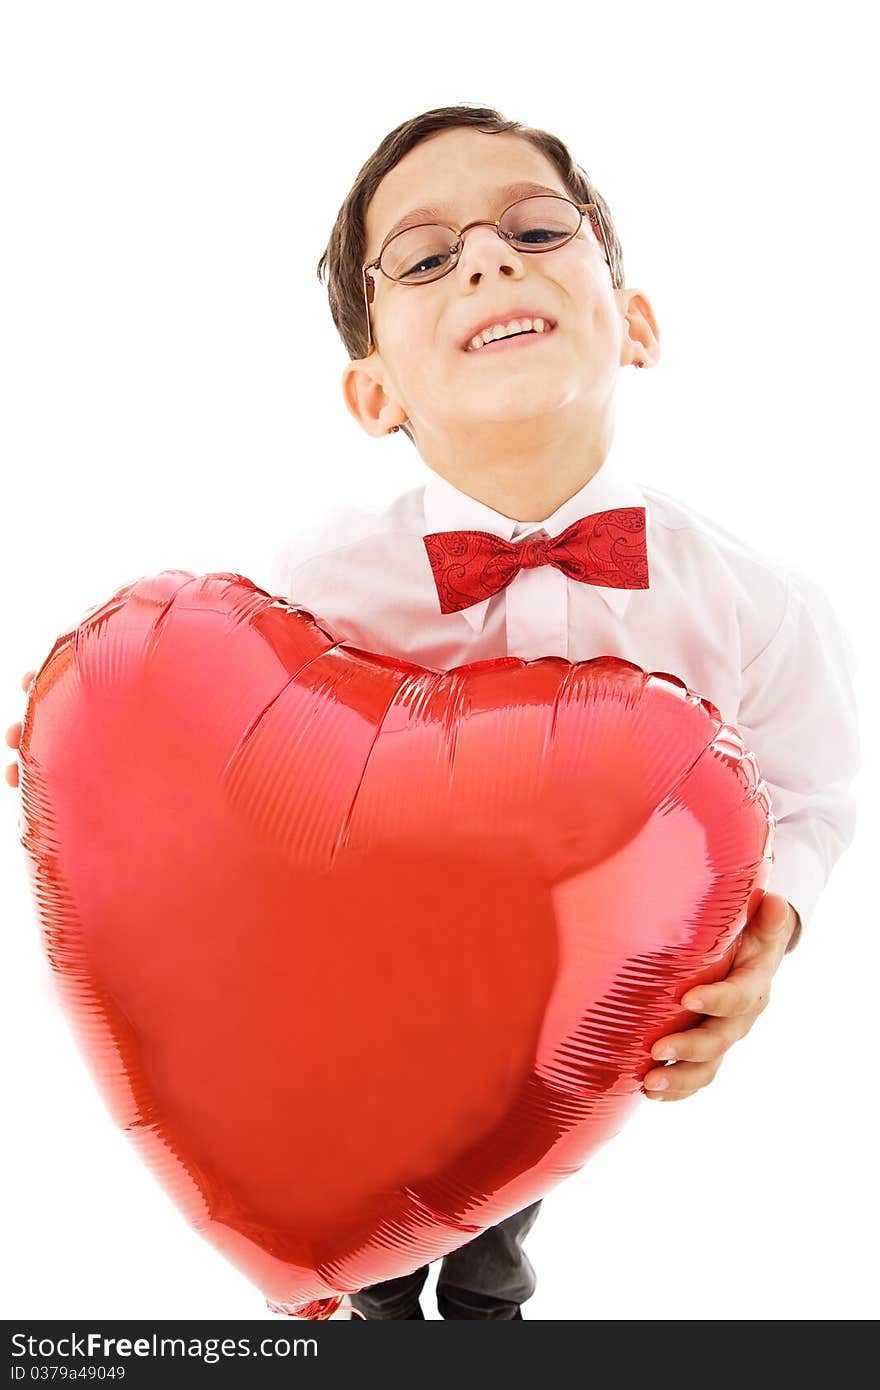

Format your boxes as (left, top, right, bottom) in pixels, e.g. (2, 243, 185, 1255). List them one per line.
(18, 571, 773, 1318)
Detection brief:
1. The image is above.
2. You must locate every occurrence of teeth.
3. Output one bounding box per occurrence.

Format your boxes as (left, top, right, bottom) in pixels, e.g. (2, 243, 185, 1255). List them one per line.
(468, 317, 549, 351)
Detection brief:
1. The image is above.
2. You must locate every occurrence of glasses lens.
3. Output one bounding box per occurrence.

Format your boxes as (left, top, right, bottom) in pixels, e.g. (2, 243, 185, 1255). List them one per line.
(500, 196, 581, 248)
(381, 225, 457, 283)
(380, 197, 581, 284)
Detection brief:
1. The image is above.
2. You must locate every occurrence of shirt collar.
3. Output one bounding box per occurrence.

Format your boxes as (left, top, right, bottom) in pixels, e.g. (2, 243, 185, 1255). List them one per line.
(421, 446, 648, 632)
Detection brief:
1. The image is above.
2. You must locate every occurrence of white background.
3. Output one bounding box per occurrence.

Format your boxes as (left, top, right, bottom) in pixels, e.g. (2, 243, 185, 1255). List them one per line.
(2, 2, 876, 1322)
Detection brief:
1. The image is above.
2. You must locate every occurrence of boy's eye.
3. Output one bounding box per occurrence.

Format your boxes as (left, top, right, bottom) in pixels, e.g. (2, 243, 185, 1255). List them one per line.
(401, 253, 449, 279)
(515, 226, 567, 245)
(381, 226, 455, 282)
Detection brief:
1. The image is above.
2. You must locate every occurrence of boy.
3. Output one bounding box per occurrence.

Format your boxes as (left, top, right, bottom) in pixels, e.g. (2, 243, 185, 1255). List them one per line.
(5, 104, 861, 1321)
(272, 104, 861, 1319)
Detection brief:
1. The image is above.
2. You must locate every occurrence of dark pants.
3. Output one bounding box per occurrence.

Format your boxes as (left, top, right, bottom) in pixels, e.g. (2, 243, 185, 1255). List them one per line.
(349, 1199, 542, 1319)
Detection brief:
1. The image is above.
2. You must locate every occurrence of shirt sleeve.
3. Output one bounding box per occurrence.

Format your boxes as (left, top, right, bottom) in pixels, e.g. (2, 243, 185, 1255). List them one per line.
(736, 567, 861, 950)
(268, 530, 328, 603)
(269, 504, 381, 605)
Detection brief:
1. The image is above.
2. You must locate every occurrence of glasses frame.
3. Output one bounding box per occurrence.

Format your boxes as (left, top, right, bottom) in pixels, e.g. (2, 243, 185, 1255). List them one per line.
(361, 195, 617, 356)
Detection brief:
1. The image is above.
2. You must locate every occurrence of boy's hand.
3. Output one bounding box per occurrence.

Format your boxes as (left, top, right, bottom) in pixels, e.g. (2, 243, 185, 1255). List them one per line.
(643, 893, 799, 1102)
(5, 670, 36, 788)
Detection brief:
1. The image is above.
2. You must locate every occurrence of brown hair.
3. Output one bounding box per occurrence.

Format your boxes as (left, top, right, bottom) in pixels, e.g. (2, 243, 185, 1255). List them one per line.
(316, 104, 626, 445)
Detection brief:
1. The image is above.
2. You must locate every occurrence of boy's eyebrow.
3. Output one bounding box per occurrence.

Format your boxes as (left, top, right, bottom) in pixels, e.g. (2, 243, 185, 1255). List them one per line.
(379, 181, 565, 247)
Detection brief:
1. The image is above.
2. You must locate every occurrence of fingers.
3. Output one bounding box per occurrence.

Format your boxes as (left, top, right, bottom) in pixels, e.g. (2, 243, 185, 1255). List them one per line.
(650, 1013, 751, 1066)
(5, 722, 22, 786)
(5, 675, 33, 790)
(644, 1016, 749, 1098)
(643, 1056, 723, 1101)
(679, 898, 793, 1018)
(681, 965, 772, 1018)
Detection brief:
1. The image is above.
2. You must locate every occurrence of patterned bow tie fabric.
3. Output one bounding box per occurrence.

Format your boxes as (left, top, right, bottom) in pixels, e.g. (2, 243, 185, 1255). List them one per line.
(423, 506, 649, 615)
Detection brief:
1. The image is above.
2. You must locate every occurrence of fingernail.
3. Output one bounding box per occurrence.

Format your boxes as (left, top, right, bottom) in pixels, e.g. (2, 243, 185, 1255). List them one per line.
(645, 1076, 669, 1091)
(654, 1046, 675, 1060)
(686, 996, 703, 1011)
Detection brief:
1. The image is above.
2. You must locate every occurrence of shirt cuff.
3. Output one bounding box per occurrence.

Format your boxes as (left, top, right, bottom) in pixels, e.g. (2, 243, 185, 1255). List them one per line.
(765, 832, 829, 950)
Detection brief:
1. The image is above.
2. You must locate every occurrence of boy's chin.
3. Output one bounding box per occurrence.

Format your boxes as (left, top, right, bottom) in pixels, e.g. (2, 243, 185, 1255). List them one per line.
(443, 409, 567, 431)
(449, 384, 580, 421)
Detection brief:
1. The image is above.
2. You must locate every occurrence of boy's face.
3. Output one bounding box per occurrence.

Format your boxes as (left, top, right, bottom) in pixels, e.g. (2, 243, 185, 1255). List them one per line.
(343, 127, 658, 471)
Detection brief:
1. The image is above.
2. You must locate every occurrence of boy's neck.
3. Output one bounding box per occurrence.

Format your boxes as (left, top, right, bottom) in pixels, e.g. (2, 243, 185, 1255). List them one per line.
(419, 410, 614, 524)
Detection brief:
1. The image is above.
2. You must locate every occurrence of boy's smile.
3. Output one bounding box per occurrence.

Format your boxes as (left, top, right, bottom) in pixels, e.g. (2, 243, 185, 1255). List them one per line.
(342, 127, 660, 523)
(464, 318, 553, 353)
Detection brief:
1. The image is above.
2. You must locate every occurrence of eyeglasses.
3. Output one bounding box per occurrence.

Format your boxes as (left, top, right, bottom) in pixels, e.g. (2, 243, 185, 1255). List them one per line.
(361, 194, 617, 356)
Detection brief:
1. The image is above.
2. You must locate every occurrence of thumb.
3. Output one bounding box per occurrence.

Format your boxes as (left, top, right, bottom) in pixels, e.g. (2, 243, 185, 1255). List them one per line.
(751, 892, 795, 940)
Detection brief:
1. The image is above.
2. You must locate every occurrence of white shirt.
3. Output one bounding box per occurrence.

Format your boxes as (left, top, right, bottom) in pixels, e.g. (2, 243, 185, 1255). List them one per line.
(269, 445, 860, 939)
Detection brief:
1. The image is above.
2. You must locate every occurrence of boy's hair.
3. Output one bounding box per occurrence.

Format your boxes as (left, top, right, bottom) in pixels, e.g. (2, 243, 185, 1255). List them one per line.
(316, 104, 625, 445)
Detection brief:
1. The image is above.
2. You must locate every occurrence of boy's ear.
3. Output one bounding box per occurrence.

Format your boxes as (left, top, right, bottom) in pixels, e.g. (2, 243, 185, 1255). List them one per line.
(341, 357, 404, 437)
(618, 289, 661, 369)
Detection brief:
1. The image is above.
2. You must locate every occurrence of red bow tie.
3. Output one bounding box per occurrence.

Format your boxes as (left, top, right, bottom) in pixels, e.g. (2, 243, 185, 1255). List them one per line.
(423, 506, 649, 615)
